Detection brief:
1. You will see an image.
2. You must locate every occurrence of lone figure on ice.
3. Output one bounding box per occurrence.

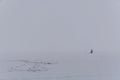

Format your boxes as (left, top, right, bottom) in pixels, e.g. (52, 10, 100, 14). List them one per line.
(90, 49, 93, 54)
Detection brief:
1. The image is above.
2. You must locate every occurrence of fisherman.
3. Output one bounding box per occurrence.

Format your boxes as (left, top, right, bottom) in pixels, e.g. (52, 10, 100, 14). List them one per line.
(90, 49, 93, 54)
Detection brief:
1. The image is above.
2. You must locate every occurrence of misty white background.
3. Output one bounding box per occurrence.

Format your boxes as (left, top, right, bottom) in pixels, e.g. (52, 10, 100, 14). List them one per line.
(0, 0, 120, 80)
(0, 0, 120, 59)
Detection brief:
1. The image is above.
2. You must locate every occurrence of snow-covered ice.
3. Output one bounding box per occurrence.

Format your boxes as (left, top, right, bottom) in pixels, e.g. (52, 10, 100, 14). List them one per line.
(0, 52, 120, 80)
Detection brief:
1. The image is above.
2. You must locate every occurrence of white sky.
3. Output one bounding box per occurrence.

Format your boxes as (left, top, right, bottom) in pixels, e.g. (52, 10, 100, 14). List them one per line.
(0, 0, 120, 58)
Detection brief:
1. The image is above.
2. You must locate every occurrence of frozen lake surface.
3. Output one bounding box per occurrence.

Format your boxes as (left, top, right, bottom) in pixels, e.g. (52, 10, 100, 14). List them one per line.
(0, 52, 120, 80)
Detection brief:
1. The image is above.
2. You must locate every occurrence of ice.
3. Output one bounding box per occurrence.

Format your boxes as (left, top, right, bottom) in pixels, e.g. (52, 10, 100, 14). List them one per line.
(0, 52, 120, 80)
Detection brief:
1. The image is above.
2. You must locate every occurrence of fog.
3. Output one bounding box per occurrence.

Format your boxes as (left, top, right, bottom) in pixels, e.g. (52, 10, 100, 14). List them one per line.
(0, 0, 120, 56)
(0, 0, 120, 79)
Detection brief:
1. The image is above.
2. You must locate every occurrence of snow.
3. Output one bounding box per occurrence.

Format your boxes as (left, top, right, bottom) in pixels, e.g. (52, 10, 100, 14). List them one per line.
(0, 52, 120, 80)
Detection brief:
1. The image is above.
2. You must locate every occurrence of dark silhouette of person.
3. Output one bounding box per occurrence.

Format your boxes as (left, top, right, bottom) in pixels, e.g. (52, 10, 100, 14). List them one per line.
(90, 49, 93, 54)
